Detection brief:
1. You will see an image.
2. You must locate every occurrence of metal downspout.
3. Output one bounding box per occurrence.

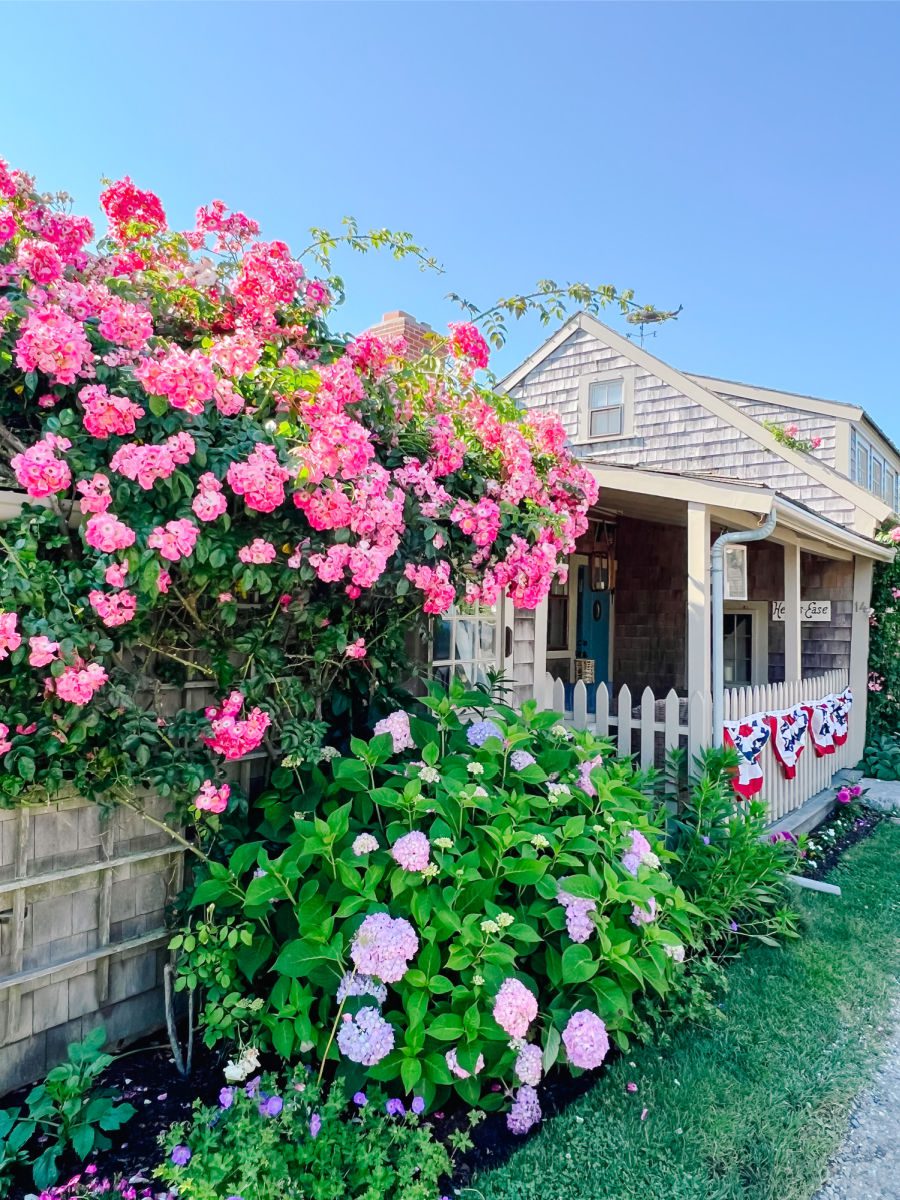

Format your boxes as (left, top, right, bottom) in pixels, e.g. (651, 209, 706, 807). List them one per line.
(710, 509, 778, 746)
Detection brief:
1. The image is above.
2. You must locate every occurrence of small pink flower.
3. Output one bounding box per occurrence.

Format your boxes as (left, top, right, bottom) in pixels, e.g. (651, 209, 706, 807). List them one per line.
(626, 1081, 638, 1093)
(238, 538, 276, 565)
(28, 635, 59, 667)
(345, 638, 366, 659)
(194, 779, 230, 814)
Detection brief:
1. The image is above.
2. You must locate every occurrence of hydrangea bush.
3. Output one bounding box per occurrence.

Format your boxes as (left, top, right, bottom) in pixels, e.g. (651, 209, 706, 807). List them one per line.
(176, 680, 700, 1131)
(0, 157, 599, 805)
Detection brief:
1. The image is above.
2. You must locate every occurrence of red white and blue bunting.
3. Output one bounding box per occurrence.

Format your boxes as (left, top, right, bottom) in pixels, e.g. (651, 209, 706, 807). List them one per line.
(723, 687, 852, 799)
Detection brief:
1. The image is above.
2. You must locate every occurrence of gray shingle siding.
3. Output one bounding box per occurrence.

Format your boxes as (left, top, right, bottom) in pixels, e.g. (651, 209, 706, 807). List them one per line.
(508, 328, 855, 526)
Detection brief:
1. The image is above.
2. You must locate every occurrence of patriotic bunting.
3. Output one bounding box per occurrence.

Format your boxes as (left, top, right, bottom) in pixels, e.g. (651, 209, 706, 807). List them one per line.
(723, 686, 852, 798)
(765, 705, 810, 779)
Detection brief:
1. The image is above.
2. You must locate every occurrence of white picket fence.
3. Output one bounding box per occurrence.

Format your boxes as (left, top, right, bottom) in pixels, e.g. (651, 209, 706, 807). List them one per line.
(723, 668, 851, 823)
(537, 674, 710, 769)
(538, 668, 851, 822)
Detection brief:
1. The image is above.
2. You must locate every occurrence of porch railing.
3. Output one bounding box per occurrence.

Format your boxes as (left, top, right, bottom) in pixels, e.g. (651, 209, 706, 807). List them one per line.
(536, 674, 710, 769)
(723, 668, 851, 824)
(537, 668, 851, 824)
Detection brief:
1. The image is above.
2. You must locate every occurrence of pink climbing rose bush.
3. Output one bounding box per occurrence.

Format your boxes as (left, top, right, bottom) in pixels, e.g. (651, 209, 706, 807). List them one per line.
(0, 156, 597, 803)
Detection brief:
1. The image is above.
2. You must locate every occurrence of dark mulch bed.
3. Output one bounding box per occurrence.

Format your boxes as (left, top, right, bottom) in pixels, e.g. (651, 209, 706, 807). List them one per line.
(6, 801, 889, 1197)
(796, 803, 885, 880)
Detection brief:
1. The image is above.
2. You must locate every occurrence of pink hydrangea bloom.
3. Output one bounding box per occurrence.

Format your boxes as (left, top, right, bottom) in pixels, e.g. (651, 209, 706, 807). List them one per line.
(84, 512, 136, 554)
(78, 384, 144, 438)
(350, 912, 419, 983)
(557, 887, 597, 944)
(576, 753, 605, 797)
(10, 433, 72, 497)
(0, 612, 22, 659)
(226, 443, 290, 513)
(27, 634, 58, 667)
(148, 518, 199, 562)
(391, 831, 431, 872)
(352, 833, 379, 856)
(630, 896, 657, 927)
(373, 710, 415, 753)
(445, 1047, 485, 1079)
(493, 978, 538, 1039)
(194, 780, 230, 814)
(88, 589, 138, 628)
(336, 1006, 395, 1066)
(507, 1085, 541, 1135)
(562, 1010, 609, 1070)
(621, 829, 658, 876)
(515, 1043, 543, 1087)
(50, 662, 108, 705)
(238, 538, 276, 565)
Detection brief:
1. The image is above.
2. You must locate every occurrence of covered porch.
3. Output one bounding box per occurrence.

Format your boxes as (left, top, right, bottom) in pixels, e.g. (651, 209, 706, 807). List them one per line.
(530, 465, 890, 820)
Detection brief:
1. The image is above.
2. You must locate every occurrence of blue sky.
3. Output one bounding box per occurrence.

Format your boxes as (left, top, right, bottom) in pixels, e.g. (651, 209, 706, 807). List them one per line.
(3, 2, 899, 428)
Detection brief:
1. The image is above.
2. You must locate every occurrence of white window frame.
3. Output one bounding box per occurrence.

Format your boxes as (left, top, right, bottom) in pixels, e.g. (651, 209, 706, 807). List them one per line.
(850, 425, 900, 511)
(576, 367, 637, 444)
(723, 600, 769, 687)
(429, 599, 506, 688)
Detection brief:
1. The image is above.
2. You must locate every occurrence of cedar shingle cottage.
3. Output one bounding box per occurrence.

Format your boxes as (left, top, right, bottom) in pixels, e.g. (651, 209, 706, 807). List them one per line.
(387, 308, 895, 825)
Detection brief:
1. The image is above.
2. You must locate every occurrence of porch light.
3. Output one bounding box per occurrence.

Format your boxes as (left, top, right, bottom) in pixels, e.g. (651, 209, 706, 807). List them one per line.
(591, 521, 617, 592)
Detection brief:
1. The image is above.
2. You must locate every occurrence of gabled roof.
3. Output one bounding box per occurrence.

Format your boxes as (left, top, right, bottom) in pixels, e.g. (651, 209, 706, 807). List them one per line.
(498, 312, 893, 526)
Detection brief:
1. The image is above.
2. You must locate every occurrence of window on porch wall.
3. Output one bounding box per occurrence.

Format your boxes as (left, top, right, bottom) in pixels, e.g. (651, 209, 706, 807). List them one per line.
(430, 602, 502, 687)
(723, 613, 753, 686)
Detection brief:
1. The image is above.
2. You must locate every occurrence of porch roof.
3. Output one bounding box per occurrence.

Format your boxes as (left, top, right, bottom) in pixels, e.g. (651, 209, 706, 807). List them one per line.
(583, 461, 895, 563)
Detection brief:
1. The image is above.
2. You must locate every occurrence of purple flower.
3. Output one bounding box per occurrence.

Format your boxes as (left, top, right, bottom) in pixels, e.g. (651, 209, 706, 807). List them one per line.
(701, 835, 711, 845)
(385, 1098, 406, 1117)
(258, 1094, 283, 1118)
(510, 749, 536, 770)
(170, 1145, 191, 1166)
(466, 719, 502, 747)
(729, 920, 739, 932)
(411, 1096, 425, 1114)
(836, 786, 852, 805)
(219, 1086, 234, 1109)
(244, 1075, 261, 1097)
(310, 1112, 322, 1138)
(353, 1091, 367, 1106)
(337, 1006, 395, 1065)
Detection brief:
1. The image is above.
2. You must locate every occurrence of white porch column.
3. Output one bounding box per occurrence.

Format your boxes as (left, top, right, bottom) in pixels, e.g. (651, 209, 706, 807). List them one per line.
(783, 543, 802, 682)
(686, 503, 711, 742)
(849, 554, 874, 763)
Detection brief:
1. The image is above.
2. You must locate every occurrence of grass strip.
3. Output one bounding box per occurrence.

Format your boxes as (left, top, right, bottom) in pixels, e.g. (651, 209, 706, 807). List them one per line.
(473, 821, 900, 1200)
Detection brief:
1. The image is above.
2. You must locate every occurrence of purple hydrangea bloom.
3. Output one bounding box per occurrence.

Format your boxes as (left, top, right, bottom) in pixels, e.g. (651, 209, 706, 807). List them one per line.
(466, 719, 502, 747)
(310, 1112, 322, 1138)
(350, 912, 419, 983)
(336, 1006, 395, 1065)
(411, 1095, 425, 1114)
(171, 1145, 191, 1166)
(391, 830, 431, 872)
(385, 1098, 406, 1117)
(507, 1085, 542, 1135)
(336, 971, 387, 1006)
(219, 1086, 234, 1109)
(510, 749, 536, 770)
(562, 1009, 610, 1070)
(258, 1094, 283, 1118)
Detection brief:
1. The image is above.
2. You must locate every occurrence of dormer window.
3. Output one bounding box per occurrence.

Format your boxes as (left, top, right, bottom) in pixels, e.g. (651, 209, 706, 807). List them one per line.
(577, 366, 637, 443)
(588, 380, 624, 436)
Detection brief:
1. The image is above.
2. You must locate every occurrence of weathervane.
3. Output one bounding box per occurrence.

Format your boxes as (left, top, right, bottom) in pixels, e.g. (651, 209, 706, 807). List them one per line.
(625, 304, 683, 346)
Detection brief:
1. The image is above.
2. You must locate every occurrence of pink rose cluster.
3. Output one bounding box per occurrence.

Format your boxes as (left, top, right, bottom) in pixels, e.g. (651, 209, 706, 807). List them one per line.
(10, 433, 72, 497)
(194, 779, 231, 814)
(202, 690, 272, 760)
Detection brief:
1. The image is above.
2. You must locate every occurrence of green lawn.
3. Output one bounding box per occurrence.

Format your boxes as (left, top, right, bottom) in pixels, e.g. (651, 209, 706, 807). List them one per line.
(473, 821, 900, 1200)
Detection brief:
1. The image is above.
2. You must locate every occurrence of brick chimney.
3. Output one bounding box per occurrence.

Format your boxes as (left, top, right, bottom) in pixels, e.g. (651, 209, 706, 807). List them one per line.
(366, 310, 435, 359)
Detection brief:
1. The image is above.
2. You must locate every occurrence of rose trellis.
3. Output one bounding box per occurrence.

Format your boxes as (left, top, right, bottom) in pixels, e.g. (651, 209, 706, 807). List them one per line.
(0, 158, 608, 814)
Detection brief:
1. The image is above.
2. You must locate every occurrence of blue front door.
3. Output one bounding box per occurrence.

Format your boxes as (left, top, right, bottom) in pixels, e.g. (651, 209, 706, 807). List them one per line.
(575, 564, 611, 689)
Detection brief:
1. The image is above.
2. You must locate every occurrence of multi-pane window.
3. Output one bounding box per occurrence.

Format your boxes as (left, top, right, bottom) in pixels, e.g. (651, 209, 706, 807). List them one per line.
(587, 379, 624, 437)
(723, 613, 752, 687)
(430, 603, 501, 687)
(850, 426, 900, 510)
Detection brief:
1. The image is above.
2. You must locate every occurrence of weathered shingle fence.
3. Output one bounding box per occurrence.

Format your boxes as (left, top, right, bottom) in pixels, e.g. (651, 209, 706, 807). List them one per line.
(0, 792, 184, 1094)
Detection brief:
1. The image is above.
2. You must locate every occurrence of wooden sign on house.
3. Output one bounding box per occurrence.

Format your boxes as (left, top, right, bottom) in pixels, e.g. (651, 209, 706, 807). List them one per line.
(771, 600, 832, 622)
